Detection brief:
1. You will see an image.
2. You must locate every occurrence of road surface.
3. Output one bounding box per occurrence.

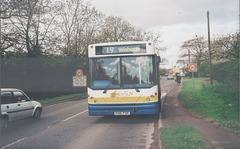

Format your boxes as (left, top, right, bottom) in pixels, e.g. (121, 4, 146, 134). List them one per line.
(1, 77, 176, 149)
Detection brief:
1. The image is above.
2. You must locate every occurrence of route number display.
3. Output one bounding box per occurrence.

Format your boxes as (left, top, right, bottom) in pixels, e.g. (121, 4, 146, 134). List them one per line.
(96, 44, 146, 55)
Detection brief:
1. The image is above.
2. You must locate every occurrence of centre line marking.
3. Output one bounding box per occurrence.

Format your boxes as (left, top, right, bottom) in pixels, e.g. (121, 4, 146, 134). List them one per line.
(2, 137, 27, 149)
(62, 109, 88, 122)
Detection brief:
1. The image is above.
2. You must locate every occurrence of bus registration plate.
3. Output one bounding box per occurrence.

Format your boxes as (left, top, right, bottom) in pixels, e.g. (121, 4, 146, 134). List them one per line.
(114, 112, 130, 115)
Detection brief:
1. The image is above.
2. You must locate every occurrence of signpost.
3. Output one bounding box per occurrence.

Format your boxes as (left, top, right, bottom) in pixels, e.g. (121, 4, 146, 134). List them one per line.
(188, 63, 198, 89)
(73, 69, 87, 87)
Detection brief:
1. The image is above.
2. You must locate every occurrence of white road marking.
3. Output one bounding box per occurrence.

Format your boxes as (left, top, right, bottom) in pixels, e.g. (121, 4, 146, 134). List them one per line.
(62, 109, 88, 122)
(2, 110, 88, 148)
(2, 137, 27, 149)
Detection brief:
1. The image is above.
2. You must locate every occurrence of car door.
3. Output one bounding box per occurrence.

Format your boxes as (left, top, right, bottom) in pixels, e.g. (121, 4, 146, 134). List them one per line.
(12, 91, 34, 119)
(1, 91, 18, 121)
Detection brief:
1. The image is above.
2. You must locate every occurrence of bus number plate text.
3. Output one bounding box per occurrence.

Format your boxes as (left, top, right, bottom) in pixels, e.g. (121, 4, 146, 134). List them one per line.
(114, 112, 130, 115)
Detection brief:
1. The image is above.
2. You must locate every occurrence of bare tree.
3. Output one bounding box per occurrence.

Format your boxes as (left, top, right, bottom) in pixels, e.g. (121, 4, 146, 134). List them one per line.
(180, 36, 207, 65)
(56, 0, 96, 57)
(0, 0, 28, 53)
(79, 7, 105, 56)
(3, 0, 59, 57)
(211, 33, 239, 61)
(100, 16, 143, 42)
(0, 0, 28, 19)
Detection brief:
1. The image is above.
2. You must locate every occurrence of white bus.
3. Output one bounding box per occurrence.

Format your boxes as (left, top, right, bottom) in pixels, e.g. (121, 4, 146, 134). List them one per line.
(88, 41, 161, 115)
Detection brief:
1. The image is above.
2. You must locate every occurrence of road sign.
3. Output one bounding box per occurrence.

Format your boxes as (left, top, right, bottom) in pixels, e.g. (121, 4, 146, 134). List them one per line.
(188, 63, 198, 72)
(73, 76, 87, 87)
(76, 69, 83, 76)
(73, 69, 87, 87)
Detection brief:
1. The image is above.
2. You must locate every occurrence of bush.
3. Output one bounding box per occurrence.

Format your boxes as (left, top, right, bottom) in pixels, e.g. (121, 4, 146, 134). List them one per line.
(213, 59, 239, 88)
(1, 55, 88, 99)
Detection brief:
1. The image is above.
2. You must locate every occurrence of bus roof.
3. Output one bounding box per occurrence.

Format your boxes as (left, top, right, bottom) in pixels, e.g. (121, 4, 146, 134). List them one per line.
(89, 41, 149, 47)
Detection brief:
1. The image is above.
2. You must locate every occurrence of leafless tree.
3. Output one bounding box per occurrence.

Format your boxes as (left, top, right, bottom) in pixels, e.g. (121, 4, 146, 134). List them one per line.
(211, 33, 239, 61)
(56, 0, 96, 57)
(0, 0, 28, 53)
(180, 36, 207, 65)
(100, 16, 142, 42)
(79, 7, 105, 56)
(2, 0, 59, 57)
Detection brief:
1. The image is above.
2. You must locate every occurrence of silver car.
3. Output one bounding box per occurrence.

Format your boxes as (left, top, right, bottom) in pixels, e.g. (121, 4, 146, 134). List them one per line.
(167, 74, 174, 80)
(1, 88, 42, 130)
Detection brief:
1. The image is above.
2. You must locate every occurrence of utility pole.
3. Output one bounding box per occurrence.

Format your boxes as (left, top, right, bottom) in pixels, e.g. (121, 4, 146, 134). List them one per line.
(188, 49, 190, 64)
(0, 3, 2, 147)
(207, 11, 213, 86)
(238, 0, 240, 123)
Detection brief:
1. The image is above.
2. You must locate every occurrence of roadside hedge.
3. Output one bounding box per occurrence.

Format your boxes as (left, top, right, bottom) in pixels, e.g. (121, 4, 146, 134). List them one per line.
(1, 55, 88, 99)
(198, 59, 239, 90)
(212, 59, 239, 89)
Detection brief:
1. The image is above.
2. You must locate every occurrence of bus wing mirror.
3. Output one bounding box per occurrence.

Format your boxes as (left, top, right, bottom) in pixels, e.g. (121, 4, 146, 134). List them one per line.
(157, 56, 161, 63)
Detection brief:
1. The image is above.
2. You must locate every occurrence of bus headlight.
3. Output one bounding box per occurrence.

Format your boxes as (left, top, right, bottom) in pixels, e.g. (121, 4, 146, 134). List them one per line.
(147, 98, 150, 102)
(94, 100, 98, 103)
(151, 92, 157, 98)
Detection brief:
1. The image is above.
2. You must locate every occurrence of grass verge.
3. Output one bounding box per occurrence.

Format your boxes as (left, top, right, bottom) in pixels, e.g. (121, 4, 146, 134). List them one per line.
(179, 79, 240, 136)
(160, 124, 211, 149)
(37, 93, 87, 104)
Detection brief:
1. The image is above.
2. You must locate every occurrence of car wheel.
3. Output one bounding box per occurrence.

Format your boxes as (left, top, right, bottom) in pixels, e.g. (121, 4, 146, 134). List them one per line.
(1, 117, 8, 130)
(33, 108, 41, 119)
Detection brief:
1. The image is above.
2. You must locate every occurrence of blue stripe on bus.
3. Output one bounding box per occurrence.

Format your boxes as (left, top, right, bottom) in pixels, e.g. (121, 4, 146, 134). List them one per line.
(88, 102, 159, 115)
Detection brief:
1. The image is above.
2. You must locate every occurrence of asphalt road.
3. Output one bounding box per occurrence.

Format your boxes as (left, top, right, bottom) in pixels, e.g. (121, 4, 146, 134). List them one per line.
(1, 77, 176, 149)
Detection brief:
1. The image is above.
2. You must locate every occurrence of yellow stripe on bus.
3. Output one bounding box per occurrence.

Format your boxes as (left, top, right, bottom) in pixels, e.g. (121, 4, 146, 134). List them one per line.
(88, 96, 158, 104)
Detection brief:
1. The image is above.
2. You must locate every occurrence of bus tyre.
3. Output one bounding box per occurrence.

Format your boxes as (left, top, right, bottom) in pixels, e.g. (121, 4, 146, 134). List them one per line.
(33, 108, 41, 119)
(1, 117, 8, 130)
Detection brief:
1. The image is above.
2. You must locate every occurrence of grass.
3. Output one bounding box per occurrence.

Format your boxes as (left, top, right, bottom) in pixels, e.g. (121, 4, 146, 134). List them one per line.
(179, 79, 240, 136)
(160, 124, 211, 149)
(37, 93, 87, 104)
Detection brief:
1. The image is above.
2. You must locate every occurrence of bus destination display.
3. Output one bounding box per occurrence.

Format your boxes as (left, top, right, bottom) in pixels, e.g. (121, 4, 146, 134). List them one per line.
(96, 44, 146, 55)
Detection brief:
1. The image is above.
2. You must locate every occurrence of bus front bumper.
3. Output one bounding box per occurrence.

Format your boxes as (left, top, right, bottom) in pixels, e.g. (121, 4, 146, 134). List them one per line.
(88, 102, 159, 116)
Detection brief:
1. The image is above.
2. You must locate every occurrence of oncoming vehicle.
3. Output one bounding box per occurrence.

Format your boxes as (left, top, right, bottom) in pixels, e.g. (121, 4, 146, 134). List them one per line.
(88, 41, 161, 116)
(1, 88, 42, 130)
(167, 74, 174, 80)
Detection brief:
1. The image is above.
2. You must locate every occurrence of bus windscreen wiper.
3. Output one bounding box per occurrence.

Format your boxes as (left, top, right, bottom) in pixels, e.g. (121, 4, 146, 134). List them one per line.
(103, 73, 118, 93)
(132, 84, 140, 92)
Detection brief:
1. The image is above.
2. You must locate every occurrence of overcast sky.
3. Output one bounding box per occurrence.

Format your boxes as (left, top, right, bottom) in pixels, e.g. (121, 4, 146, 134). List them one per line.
(89, 0, 239, 68)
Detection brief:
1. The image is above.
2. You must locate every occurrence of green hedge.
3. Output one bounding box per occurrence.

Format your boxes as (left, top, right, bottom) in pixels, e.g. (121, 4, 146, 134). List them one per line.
(198, 59, 239, 90)
(1, 55, 88, 99)
(212, 59, 239, 88)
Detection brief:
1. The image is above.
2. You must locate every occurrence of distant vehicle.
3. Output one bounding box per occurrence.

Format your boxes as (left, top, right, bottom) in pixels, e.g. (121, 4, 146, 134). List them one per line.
(167, 74, 174, 80)
(180, 72, 185, 77)
(1, 88, 42, 130)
